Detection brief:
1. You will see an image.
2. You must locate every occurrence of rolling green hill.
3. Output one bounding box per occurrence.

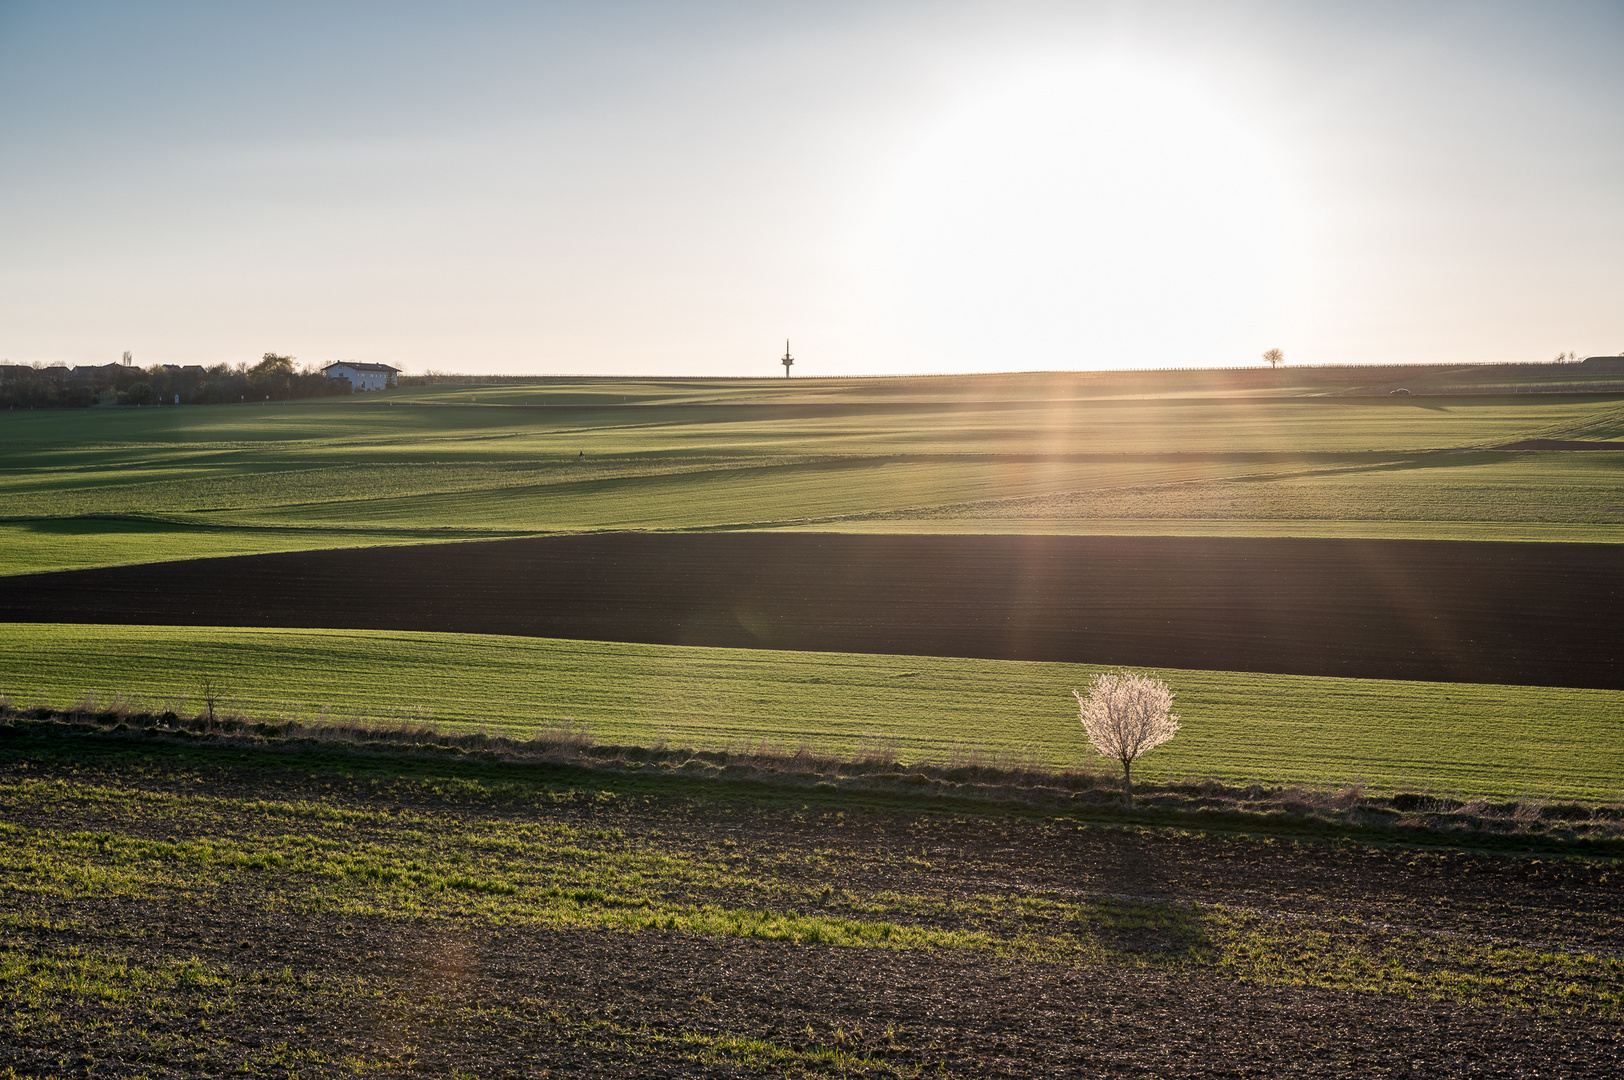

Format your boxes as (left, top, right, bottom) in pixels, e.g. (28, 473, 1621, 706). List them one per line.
(3, 373, 1622, 575)
(7, 371, 1621, 799)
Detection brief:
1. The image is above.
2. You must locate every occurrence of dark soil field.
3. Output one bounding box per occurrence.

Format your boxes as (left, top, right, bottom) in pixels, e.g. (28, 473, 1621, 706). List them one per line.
(3, 533, 1620, 688)
(1, 734, 1620, 1078)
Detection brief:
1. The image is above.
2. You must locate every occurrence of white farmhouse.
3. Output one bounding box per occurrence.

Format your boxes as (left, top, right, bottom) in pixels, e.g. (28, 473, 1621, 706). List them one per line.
(322, 361, 400, 392)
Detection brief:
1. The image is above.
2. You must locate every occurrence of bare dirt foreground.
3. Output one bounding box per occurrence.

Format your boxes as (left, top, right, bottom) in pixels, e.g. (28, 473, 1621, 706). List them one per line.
(1, 735, 1620, 1078)
(3, 533, 1621, 688)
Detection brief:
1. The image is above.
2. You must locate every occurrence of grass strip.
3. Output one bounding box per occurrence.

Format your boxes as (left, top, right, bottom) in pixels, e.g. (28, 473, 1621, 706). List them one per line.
(5, 714, 1622, 856)
(4, 623, 1622, 802)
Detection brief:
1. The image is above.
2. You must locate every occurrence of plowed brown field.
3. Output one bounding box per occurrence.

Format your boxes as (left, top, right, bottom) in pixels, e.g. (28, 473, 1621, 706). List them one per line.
(4, 739, 1621, 1078)
(3, 534, 1618, 688)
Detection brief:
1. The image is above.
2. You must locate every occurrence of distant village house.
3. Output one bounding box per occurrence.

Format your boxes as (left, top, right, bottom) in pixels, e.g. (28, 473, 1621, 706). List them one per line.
(69, 362, 126, 383)
(322, 362, 400, 391)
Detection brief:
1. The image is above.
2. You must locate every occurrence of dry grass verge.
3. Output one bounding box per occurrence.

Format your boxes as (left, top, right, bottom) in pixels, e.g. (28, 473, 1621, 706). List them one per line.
(2, 698, 1619, 854)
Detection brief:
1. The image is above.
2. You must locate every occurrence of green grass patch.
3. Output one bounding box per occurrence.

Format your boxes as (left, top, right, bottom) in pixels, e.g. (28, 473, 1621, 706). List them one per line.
(3, 378, 1621, 575)
(3, 622, 1619, 800)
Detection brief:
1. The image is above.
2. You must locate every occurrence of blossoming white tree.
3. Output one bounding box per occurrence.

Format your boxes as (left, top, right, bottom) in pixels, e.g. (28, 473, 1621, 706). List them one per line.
(1073, 671, 1181, 801)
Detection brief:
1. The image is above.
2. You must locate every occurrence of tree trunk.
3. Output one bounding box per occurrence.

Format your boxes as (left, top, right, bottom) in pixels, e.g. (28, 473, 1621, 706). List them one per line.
(1121, 757, 1133, 803)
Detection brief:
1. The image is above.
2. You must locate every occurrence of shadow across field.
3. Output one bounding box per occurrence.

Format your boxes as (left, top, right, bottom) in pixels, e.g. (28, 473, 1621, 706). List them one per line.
(1, 533, 1619, 688)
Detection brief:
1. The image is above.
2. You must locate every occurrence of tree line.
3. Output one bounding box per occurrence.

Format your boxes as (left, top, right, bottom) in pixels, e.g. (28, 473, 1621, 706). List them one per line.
(0, 354, 352, 409)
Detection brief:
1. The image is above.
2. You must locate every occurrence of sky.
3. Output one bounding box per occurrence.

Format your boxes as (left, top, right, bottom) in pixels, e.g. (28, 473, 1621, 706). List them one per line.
(1, 0, 1619, 376)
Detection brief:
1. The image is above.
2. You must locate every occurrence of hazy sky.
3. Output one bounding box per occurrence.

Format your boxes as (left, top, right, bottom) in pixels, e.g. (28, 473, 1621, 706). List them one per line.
(2, 1, 1619, 375)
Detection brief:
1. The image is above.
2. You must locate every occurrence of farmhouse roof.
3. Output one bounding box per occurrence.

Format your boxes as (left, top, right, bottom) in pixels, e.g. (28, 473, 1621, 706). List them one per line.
(1, 364, 71, 377)
(322, 361, 400, 374)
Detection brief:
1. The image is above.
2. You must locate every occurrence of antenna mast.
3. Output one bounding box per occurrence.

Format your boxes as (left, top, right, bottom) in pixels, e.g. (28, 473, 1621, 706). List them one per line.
(780, 339, 794, 378)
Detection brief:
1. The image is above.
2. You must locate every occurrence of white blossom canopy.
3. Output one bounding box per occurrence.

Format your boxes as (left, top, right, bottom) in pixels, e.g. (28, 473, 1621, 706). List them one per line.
(1073, 671, 1181, 766)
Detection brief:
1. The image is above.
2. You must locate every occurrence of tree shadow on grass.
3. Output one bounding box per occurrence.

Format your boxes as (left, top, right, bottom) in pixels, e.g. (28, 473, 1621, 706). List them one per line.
(1081, 896, 1219, 966)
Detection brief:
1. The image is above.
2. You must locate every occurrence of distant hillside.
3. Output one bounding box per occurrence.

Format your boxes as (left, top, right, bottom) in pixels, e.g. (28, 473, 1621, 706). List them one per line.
(397, 360, 1624, 400)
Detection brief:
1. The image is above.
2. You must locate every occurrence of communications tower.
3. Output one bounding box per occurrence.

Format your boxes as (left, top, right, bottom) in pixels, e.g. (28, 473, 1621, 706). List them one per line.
(780, 340, 794, 377)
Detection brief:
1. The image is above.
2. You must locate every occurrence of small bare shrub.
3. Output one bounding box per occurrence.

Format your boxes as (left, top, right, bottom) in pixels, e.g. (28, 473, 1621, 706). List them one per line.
(104, 692, 145, 723)
(197, 677, 236, 728)
(995, 744, 1045, 777)
(1291, 789, 1324, 812)
(1334, 783, 1365, 808)
(852, 731, 899, 768)
(945, 742, 991, 772)
(526, 719, 593, 752)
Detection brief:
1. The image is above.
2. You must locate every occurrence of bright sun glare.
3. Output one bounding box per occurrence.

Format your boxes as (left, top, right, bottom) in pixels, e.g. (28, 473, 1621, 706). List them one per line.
(857, 57, 1302, 371)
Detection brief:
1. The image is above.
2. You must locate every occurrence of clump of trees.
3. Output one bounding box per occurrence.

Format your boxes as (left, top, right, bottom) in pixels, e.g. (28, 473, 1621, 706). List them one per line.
(0, 364, 97, 408)
(168, 353, 345, 405)
(1073, 670, 1181, 801)
(1, 353, 351, 409)
(119, 382, 156, 407)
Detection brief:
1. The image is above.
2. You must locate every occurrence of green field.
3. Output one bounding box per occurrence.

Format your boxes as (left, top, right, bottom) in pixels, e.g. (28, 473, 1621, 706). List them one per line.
(6, 370, 1622, 802)
(3, 623, 1619, 801)
(3, 372, 1622, 576)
